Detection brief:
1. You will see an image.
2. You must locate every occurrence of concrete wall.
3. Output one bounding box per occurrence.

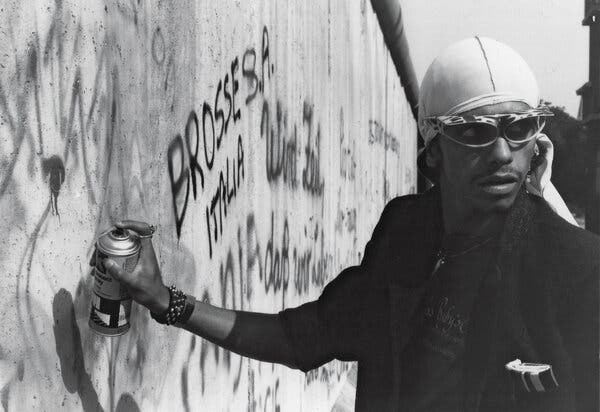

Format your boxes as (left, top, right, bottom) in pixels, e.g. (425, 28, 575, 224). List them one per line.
(0, 0, 417, 411)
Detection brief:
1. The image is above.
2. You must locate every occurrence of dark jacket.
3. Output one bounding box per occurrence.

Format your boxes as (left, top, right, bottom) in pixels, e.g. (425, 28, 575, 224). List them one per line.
(280, 188, 599, 412)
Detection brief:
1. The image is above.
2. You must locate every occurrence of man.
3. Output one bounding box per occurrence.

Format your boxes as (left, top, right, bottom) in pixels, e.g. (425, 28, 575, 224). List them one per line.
(101, 38, 599, 411)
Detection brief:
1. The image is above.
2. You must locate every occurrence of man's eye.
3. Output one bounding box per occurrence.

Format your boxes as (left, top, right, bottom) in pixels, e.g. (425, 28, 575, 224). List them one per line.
(462, 127, 477, 138)
(506, 118, 538, 140)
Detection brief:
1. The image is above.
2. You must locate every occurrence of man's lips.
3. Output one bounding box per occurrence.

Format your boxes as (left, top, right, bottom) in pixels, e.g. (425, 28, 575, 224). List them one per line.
(476, 173, 520, 195)
(476, 173, 519, 185)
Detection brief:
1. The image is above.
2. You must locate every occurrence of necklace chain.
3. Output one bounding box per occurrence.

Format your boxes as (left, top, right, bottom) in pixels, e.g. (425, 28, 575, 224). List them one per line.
(439, 235, 496, 259)
(432, 235, 496, 276)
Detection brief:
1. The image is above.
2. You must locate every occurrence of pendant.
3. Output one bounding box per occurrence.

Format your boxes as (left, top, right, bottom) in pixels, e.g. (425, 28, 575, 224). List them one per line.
(431, 251, 445, 277)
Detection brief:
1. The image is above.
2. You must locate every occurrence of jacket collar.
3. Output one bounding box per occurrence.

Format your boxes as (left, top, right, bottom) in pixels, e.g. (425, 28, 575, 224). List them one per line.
(385, 185, 443, 289)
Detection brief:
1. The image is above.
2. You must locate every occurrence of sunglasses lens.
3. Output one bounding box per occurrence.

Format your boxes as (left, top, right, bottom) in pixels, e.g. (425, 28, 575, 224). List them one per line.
(505, 117, 540, 142)
(445, 122, 498, 146)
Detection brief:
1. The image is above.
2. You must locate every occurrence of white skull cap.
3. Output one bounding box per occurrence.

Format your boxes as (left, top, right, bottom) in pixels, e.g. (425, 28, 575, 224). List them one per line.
(416, 37, 578, 226)
(418, 37, 540, 145)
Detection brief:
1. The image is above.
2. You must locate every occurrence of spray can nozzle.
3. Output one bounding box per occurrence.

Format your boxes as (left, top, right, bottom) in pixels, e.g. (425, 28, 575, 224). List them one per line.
(112, 227, 126, 238)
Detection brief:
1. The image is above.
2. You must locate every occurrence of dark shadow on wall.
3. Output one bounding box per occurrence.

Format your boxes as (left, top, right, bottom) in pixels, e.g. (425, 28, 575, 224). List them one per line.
(52, 286, 150, 412)
(53, 288, 103, 412)
(115, 392, 141, 412)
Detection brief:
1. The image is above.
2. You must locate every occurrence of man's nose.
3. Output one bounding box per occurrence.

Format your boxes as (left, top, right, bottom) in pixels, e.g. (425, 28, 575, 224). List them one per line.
(488, 137, 513, 165)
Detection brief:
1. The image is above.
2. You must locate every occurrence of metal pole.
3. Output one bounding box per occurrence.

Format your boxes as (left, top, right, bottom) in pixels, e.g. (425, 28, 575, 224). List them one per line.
(583, 3, 600, 233)
(370, 0, 419, 119)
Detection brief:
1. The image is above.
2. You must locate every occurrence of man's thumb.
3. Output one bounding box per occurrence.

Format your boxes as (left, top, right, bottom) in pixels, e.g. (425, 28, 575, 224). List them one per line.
(103, 258, 128, 282)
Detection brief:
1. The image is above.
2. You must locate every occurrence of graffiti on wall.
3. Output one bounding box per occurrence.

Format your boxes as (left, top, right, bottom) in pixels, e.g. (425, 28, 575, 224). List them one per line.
(0, 1, 416, 411)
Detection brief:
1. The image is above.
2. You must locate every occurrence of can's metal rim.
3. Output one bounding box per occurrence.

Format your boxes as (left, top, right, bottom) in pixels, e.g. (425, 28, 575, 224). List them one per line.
(96, 227, 141, 256)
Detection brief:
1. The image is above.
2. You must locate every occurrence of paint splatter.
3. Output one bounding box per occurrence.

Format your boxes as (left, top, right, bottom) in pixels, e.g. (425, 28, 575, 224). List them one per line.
(42, 155, 65, 216)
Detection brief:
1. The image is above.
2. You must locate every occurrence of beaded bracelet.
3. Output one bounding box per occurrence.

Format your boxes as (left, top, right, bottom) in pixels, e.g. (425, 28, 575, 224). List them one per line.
(151, 285, 195, 326)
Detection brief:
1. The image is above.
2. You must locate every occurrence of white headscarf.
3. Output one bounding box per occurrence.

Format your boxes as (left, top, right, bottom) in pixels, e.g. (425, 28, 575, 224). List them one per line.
(418, 37, 577, 225)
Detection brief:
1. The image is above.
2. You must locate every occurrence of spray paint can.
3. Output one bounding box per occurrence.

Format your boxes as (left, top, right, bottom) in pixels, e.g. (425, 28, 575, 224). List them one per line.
(89, 227, 140, 336)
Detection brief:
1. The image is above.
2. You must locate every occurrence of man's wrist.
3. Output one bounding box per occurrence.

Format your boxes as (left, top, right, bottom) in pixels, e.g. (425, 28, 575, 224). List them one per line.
(147, 285, 170, 314)
(149, 285, 196, 326)
(175, 295, 196, 327)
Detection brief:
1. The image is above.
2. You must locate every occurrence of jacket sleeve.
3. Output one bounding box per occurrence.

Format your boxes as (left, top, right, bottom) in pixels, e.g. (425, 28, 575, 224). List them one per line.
(278, 198, 398, 372)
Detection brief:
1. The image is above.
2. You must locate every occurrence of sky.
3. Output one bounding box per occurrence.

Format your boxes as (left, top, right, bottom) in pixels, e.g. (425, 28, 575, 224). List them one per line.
(400, 0, 589, 117)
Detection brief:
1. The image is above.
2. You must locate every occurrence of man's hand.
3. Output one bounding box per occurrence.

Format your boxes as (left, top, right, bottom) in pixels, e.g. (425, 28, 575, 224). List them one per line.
(89, 221, 297, 369)
(90, 220, 169, 314)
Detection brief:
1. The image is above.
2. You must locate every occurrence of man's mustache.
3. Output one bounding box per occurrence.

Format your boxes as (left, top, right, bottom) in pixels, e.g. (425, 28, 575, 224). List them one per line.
(473, 167, 523, 184)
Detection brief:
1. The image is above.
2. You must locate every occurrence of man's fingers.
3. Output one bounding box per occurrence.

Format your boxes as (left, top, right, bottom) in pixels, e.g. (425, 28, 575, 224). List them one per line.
(115, 220, 155, 237)
(103, 258, 130, 283)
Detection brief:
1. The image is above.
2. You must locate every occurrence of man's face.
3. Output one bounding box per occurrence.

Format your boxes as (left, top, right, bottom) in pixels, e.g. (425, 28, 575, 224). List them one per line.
(435, 101, 536, 213)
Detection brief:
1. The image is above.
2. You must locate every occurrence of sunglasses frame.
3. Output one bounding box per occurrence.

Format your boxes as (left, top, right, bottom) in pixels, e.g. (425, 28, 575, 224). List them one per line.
(424, 107, 554, 148)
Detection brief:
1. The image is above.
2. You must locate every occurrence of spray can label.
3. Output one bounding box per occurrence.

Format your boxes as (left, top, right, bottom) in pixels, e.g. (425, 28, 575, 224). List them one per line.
(89, 227, 140, 336)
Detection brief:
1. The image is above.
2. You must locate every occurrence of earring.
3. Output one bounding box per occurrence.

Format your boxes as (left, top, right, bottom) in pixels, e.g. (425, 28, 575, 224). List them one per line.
(533, 144, 540, 157)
